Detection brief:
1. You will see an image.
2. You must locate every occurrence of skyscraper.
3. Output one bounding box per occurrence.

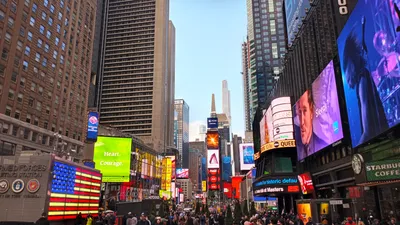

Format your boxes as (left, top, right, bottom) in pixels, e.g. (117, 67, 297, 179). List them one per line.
(174, 99, 189, 167)
(222, 80, 231, 124)
(246, 0, 286, 118)
(0, 0, 97, 157)
(242, 41, 252, 132)
(96, 0, 175, 152)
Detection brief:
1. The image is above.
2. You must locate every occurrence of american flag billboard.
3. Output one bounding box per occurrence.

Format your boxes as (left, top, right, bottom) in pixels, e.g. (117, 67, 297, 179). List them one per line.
(48, 161, 102, 221)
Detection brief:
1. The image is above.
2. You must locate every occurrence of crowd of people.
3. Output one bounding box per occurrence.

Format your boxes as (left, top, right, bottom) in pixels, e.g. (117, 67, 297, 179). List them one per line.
(34, 207, 400, 225)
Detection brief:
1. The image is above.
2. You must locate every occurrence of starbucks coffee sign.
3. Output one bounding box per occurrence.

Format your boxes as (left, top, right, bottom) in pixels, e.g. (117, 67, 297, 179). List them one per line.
(366, 159, 400, 182)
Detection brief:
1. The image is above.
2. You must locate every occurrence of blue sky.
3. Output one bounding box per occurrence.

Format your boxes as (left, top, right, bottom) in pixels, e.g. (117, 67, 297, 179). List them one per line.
(170, 0, 247, 140)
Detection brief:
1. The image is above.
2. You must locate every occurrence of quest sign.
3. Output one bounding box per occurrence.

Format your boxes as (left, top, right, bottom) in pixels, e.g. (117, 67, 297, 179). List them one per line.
(366, 160, 400, 182)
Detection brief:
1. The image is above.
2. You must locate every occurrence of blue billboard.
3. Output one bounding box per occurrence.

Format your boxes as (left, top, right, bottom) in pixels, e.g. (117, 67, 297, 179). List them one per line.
(86, 111, 99, 141)
(207, 117, 218, 129)
(201, 157, 207, 181)
(222, 156, 232, 181)
(285, 0, 310, 46)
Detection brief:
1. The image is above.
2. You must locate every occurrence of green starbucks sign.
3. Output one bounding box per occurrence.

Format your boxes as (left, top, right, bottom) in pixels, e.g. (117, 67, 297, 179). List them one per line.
(366, 159, 400, 182)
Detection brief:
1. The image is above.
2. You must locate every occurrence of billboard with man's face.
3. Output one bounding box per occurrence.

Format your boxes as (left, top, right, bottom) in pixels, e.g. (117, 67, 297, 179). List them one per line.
(293, 61, 343, 161)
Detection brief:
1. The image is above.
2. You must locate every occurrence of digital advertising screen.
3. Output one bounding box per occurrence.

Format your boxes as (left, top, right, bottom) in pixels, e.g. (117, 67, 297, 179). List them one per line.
(176, 168, 189, 179)
(166, 155, 176, 180)
(297, 203, 312, 224)
(271, 97, 294, 141)
(48, 161, 102, 221)
(337, 0, 400, 148)
(285, 0, 311, 46)
(294, 61, 344, 161)
(207, 117, 218, 129)
(223, 182, 232, 198)
(222, 156, 232, 181)
(201, 157, 207, 181)
(208, 169, 220, 190)
(298, 172, 314, 195)
(206, 131, 219, 149)
(239, 143, 255, 171)
(207, 149, 220, 169)
(260, 107, 273, 147)
(93, 136, 132, 182)
(86, 111, 99, 141)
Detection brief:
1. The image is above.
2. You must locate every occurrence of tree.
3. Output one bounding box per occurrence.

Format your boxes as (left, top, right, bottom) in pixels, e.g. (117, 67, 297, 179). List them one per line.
(196, 201, 201, 214)
(250, 201, 257, 217)
(233, 201, 242, 225)
(225, 204, 233, 225)
(242, 200, 249, 217)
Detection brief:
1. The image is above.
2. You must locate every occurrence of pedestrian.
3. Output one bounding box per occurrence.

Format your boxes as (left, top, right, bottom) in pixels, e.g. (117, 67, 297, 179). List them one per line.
(76, 212, 85, 225)
(86, 213, 94, 225)
(35, 212, 50, 225)
(138, 213, 151, 225)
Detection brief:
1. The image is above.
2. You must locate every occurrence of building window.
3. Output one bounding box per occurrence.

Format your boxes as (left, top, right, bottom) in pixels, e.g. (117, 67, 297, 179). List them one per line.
(32, 3, 37, 12)
(41, 12, 46, 20)
(50, 5, 55, 13)
(38, 86, 43, 95)
(28, 97, 34, 107)
(46, 106, 50, 114)
(17, 41, 23, 51)
(5, 33, 11, 43)
(37, 38, 43, 48)
(46, 30, 51, 39)
(20, 77, 25, 86)
(30, 82, 36, 91)
(5, 106, 11, 116)
(1, 48, 8, 60)
(12, 126, 18, 136)
(58, 12, 62, 20)
(39, 25, 45, 34)
(23, 61, 28, 70)
(20, 26, 25, 37)
(8, 17, 14, 28)
(36, 101, 42, 111)
(44, 0, 48, 7)
(42, 58, 47, 67)
(48, 17, 53, 25)
(24, 46, 30, 56)
(44, 44, 49, 52)
(35, 52, 41, 62)
(17, 93, 23, 103)
(57, 24, 61, 33)
(27, 31, 33, 41)
(30, 17, 35, 26)
(8, 89, 15, 100)
(11, 71, 17, 82)
(0, 141, 16, 156)
(26, 114, 31, 123)
(14, 110, 20, 119)
(0, 10, 4, 20)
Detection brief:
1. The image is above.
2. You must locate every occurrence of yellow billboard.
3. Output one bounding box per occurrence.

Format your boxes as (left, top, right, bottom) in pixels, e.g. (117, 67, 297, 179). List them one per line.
(202, 181, 207, 192)
(166, 158, 172, 191)
(161, 158, 167, 190)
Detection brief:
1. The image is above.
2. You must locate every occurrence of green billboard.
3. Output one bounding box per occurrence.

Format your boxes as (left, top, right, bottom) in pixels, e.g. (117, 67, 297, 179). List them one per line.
(94, 136, 132, 182)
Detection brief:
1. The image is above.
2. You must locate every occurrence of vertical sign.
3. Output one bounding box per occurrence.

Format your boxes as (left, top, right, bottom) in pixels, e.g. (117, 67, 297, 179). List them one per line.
(86, 111, 99, 141)
(161, 158, 167, 190)
(166, 158, 172, 191)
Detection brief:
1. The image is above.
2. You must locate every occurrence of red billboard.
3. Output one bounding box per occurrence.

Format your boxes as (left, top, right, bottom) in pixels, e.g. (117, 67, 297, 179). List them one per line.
(231, 176, 243, 199)
(208, 169, 220, 190)
(298, 172, 314, 195)
(223, 182, 232, 198)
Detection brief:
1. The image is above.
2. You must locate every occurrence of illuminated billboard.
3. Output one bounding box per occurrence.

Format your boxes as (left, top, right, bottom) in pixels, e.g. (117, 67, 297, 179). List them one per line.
(206, 131, 219, 149)
(208, 169, 220, 190)
(93, 136, 132, 182)
(294, 61, 344, 160)
(86, 111, 99, 141)
(166, 155, 176, 180)
(176, 168, 189, 179)
(207, 149, 220, 169)
(260, 97, 295, 153)
(239, 143, 254, 171)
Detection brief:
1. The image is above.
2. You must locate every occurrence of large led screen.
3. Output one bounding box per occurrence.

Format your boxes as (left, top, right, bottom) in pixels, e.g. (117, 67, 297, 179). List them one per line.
(207, 149, 220, 169)
(239, 143, 255, 171)
(176, 168, 189, 179)
(93, 136, 132, 182)
(285, 0, 311, 46)
(338, 0, 400, 147)
(294, 61, 344, 161)
(206, 131, 219, 149)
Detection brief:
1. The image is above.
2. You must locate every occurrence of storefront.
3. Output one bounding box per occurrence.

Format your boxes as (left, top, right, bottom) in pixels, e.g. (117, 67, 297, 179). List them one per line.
(253, 176, 300, 213)
(353, 154, 400, 221)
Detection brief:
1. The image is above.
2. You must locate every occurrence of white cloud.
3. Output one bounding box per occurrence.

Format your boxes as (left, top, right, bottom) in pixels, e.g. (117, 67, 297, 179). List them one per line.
(189, 120, 206, 142)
